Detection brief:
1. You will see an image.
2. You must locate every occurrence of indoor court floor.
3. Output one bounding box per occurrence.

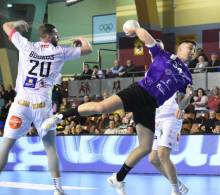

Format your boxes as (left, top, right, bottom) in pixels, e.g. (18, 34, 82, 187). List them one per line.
(0, 171, 219, 195)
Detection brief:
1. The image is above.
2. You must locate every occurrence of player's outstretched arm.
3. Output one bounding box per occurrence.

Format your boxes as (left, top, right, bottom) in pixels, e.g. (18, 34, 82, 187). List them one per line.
(73, 36, 92, 56)
(3, 20, 29, 36)
(126, 27, 156, 46)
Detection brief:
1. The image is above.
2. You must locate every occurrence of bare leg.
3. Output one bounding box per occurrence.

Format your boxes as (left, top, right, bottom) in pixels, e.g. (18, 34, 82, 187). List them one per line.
(125, 123, 154, 167)
(78, 95, 124, 116)
(157, 146, 178, 184)
(0, 138, 16, 171)
(149, 147, 180, 194)
(42, 130, 60, 178)
(148, 150, 167, 177)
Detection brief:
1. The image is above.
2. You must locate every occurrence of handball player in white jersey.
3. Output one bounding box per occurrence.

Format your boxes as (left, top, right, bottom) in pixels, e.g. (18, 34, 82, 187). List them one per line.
(149, 90, 193, 195)
(1, 20, 92, 195)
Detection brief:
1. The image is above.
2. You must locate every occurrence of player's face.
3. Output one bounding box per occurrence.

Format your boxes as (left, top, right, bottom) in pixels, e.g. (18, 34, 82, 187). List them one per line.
(51, 28, 59, 46)
(178, 43, 196, 62)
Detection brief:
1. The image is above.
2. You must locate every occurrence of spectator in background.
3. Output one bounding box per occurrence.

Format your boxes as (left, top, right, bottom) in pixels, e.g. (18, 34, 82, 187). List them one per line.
(208, 53, 220, 72)
(4, 84, 16, 103)
(59, 98, 70, 113)
(2, 84, 16, 115)
(56, 120, 66, 135)
(97, 113, 109, 131)
(213, 121, 220, 134)
(190, 112, 208, 134)
(80, 63, 93, 80)
(194, 55, 208, 73)
(208, 86, 220, 113)
(200, 110, 219, 134)
(91, 65, 104, 79)
(113, 113, 122, 127)
(108, 60, 125, 78)
(52, 74, 63, 113)
(119, 59, 136, 77)
(192, 88, 208, 116)
(188, 48, 208, 72)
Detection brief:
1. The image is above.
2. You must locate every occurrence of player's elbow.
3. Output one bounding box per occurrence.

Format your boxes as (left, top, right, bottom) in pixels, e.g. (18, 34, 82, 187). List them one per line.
(2, 22, 8, 32)
(81, 47, 92, 56)
(2, 22, 13, 35)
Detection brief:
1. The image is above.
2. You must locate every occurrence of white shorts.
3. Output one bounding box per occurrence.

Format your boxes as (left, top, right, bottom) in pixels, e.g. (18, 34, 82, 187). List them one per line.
(152, 117, 182, 151)
(3, 94, 55, 139)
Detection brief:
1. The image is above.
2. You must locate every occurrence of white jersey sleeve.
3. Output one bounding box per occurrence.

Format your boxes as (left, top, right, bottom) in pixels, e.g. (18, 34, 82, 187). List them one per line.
(62, 46, 81, 62)
(10, 31, 32, 52)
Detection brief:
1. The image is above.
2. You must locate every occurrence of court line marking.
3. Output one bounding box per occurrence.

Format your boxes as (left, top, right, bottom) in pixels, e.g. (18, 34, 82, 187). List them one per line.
(0, 181, 98, 190)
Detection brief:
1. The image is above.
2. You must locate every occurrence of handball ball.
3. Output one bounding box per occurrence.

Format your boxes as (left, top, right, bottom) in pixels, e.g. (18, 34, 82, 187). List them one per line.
(73, 40, 82, 47)
(123, 20, 140, 37)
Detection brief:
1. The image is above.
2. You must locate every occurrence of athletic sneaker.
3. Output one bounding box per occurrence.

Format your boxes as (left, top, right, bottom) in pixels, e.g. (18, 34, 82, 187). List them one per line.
(41, 114, 63, 131)
(54, 189, 66, 195)
(107, 173, 126, 195)
(171, 192, 181, 195)
(179, 182, 189, 195)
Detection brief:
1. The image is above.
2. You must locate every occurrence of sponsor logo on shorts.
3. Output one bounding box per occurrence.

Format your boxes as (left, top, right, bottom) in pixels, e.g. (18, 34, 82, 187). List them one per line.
(9, 115, 22, 129)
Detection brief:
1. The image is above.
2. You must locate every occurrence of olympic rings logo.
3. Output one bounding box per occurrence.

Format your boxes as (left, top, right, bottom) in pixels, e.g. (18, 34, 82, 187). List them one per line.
(98, 23, 113, 33)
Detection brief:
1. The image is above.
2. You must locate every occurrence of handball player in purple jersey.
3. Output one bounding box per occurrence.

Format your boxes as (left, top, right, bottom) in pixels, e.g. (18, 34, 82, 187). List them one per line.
(41, 24, 196, 195)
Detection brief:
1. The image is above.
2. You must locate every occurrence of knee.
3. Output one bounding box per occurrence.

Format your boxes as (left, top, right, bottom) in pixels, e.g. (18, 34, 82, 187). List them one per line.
(157, 149, 170, 163)
(149, 154, 159, 165)
(138, 146, 151, 156)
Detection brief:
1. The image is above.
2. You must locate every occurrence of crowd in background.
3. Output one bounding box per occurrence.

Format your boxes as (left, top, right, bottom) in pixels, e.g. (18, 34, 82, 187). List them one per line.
(0, 48, 220, 136)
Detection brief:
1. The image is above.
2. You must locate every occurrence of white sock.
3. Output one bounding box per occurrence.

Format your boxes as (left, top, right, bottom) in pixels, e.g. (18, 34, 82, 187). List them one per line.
(53, 177, 63, 191)
(171, 183, 180, 193)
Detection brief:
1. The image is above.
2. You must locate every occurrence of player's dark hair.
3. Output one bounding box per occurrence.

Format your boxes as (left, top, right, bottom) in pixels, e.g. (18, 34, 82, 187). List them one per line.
(178, 40, 197, 47)
(39, 23, 56, 38)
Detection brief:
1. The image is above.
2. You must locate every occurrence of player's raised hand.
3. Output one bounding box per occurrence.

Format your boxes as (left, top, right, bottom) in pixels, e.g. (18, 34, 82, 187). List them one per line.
(14, 20, 29, 33)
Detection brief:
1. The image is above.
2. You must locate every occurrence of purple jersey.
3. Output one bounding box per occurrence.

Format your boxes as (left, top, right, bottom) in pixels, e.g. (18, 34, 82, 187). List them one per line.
(138, 44, 192, 107)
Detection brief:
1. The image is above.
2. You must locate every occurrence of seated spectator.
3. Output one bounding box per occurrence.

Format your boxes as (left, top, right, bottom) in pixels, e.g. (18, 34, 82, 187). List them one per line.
(188, 48, 208, 73)
(208, 53, 220, 72)
(97, 113, 109, 131)
(52, 75, 62, 113)
(59, 98, 70, 112)
(113, 113, 122, 127)
(69, 120, 77, 134)
(58, 125, 71, 135)
(190, 113, 208, 134)
(192, 88, 208, 116)
(119, 59, 136, 77)
(213, 121, 220, 134)
(91, 65, 104, 79)
(108, 60, 125, 78)
(104, 120, 118, 134)
(56, 120, 66, 133)
(208, 86, 220, 113)
(194, 55, 208, 73)
(86, 120, 99, 134)
(200, 110, 219, 134)
(80, 63, 93, 80)
(127, 125, 136, 134)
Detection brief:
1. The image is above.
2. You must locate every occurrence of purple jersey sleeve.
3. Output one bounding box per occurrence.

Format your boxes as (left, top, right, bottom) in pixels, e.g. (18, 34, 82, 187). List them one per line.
(148, 44, 162, 59)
